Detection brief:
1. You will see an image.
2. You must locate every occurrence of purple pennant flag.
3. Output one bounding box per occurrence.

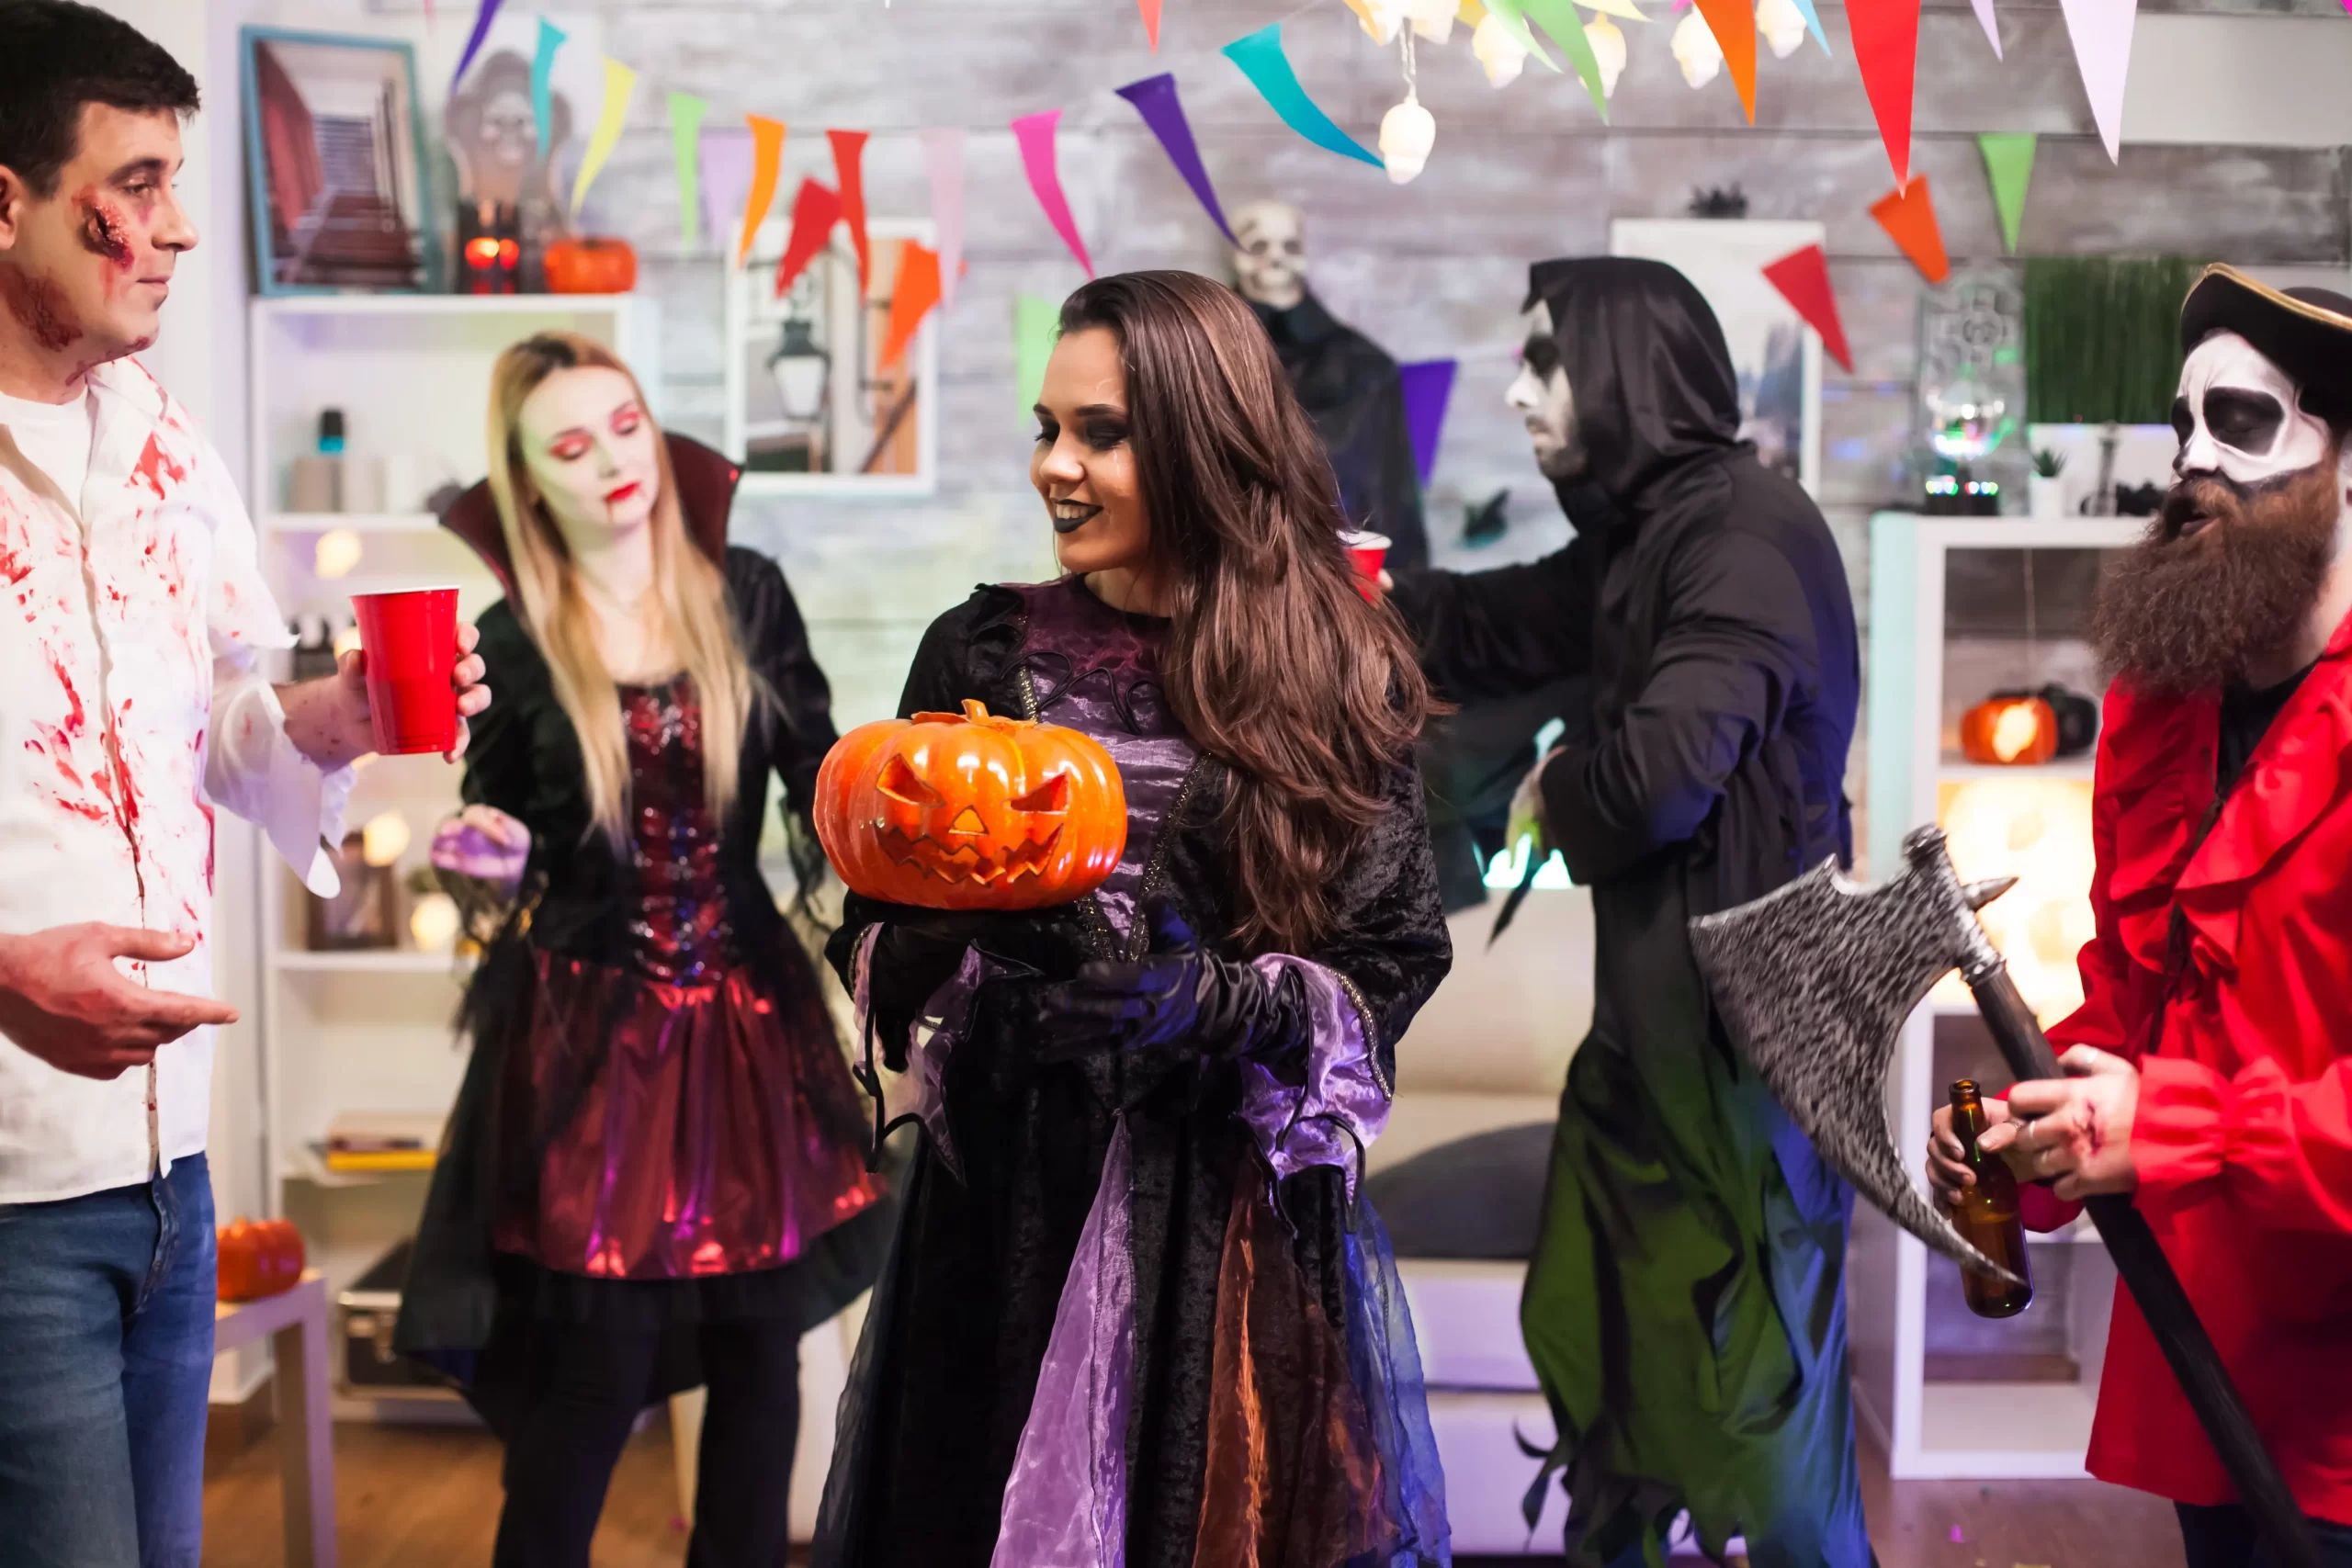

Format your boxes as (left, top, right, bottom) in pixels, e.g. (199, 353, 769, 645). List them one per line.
(699, 129, 755, 257)
(1115, 73, 1234, 244)
(1398, 359, 1456, 491)
(450, 0, 504, 89)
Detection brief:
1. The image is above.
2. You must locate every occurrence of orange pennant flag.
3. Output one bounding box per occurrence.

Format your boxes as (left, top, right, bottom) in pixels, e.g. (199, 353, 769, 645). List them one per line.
(1138, 0, 1161, 48)
(881, 242, 944, 372)
(1692, 0, 1758, 122)
(1871, 175, 1950, 283)
(735, 115, 786, 268)
(774, 179, 842, 300)
(830, 130, 871, 297)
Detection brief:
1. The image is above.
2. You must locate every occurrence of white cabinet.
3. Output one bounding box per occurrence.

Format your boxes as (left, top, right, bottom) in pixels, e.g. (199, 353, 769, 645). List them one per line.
(1854, 513, 2143, 1478)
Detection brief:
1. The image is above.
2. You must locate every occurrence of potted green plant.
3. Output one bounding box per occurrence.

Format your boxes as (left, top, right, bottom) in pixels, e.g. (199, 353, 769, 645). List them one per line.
(2029, 447, 2068, 520)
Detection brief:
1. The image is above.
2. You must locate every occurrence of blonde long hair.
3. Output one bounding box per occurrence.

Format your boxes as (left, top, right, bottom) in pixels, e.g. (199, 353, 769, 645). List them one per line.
(485, 332, 754, 844)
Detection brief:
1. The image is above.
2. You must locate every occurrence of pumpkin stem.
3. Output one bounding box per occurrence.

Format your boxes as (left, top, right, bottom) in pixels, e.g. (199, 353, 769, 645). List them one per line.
(962, 699, 991, 722)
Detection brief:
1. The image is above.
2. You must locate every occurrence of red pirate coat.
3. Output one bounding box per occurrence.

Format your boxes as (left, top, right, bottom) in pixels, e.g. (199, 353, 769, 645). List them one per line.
(2030, 604, 2352, 1521)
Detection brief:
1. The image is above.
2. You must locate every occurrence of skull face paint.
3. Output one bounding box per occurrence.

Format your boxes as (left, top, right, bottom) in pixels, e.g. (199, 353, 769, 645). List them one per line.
(1229, 201, 1306, 311)
(2171, 331, 2335, 494)
(1507, 300, 1584, 480)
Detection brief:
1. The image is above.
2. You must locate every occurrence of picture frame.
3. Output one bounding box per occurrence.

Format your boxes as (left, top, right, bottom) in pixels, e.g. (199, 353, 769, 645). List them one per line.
(1610, 219, 1826, 496)
(242, 27, 439, 296)
(723, 218, 940, 498)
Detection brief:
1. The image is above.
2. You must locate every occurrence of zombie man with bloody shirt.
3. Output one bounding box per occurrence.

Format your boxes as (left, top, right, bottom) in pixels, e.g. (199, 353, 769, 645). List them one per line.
(1927, 267, 2352, 1568)
(0, 6, 487, 1562)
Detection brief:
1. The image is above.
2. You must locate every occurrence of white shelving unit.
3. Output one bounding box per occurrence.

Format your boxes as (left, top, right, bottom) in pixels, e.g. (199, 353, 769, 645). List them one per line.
(246, 293, 659, 1382)
(1853, 513, 2143, 1478)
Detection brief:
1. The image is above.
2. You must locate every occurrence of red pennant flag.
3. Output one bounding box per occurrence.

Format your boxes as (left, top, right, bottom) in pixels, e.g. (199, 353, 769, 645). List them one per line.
(881, 242, 944, 372)
(1761, 244, 1853, 374)
(1849, 0, 1921, 184)
(829, 130, 871, 296)
(1692, 0, 1758, 122)
(1871, 175, 1951, 284)
(774, 179, 842, 299)
(1138, 0, 1162, 49)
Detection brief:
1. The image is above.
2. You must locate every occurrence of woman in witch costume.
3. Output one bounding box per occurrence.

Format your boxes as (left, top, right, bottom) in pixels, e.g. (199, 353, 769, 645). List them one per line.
(813, 272, 1453, 1568)
(392, 333, 890, 1567)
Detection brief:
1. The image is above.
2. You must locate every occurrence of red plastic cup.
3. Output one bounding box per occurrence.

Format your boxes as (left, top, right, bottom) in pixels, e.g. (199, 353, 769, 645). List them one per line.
(1342, 530, 1390, 602)
(351, 587, 460, 756)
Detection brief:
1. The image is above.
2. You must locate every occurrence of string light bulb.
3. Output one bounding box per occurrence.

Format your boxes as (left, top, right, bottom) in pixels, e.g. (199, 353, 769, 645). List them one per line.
(1756, 0, 1808, 58)
(1671, 7, 1724, 88)
(1472, 11, 1529, 85)
(1406, 0, 1458, 42)
(1381, 32, 1437, 185)
(1587, 12, 1628, 96)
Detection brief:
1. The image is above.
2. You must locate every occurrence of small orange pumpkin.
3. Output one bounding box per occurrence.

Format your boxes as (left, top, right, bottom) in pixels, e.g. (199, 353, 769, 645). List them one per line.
(1960, 694, 2059, 766)
(815, 700, 1126, 910)
(542, 235, 638, 295)
(217, 1217, 306, 1302)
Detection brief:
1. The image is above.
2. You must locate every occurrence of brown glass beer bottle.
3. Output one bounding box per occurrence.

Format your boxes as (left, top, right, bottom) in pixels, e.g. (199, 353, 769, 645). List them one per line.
(1949, 1078, 2033, 1319)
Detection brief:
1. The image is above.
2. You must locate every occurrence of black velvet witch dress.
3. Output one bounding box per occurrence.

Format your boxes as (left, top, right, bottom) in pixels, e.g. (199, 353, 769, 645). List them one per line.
(810, 575, 1454, 1568)
(394, 437, 892, 1429)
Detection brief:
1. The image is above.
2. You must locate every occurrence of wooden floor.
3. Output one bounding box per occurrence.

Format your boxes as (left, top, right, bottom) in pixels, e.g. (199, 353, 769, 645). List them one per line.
(200, 1416, 2184, 1567)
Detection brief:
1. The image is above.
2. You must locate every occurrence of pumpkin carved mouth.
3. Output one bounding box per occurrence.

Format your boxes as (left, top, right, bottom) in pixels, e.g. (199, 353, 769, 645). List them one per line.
(879, 825, 1067, 886)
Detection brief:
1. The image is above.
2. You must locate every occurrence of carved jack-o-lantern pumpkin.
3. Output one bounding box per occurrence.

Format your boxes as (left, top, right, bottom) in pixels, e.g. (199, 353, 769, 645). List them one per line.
(814, 700, 1127, 910)
(1960, 693, 2059, 766)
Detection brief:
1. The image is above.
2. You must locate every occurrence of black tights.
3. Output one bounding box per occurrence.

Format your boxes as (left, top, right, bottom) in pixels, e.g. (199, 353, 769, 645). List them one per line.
(492, 1319, 802, 1568)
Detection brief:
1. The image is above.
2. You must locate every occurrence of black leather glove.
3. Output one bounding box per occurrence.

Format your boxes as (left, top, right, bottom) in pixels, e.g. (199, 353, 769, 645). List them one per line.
(1026, 901, 1306, 1066)
(865, 915, 1006, 1072)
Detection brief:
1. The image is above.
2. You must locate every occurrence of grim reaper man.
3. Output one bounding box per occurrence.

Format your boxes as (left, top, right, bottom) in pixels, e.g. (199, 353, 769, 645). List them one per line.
(1388, 258, 1868, 1567)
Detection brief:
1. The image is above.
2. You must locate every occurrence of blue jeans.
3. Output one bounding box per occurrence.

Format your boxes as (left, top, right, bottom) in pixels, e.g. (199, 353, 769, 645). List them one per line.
(0, 1154, 216, 1568)
(2178, 1503, 2352, 1568)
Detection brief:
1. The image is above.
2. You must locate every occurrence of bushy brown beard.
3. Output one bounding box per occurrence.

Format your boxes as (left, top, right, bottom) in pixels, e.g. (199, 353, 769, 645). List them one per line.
(2090, 457, 2343, 696)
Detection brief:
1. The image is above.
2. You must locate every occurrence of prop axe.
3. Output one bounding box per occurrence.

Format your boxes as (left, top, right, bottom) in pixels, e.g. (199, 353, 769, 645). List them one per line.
(1689, 827, 2320, 1568)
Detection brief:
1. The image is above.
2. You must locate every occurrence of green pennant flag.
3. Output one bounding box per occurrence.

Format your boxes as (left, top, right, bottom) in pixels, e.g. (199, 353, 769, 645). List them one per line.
(1521, 0, 1611, 118)
(1016, 295, 1060, 431)
(1978, 131, 2037, 254)
(669, 92, 707, 252)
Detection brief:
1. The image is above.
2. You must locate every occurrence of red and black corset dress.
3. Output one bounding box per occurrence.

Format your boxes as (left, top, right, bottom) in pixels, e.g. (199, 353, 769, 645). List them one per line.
(492, 676, 883, 1290)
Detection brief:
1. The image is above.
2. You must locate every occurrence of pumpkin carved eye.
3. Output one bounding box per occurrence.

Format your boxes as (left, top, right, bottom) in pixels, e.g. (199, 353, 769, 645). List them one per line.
(1011, 773, 1070, 815)
(877, 754, 942, 807)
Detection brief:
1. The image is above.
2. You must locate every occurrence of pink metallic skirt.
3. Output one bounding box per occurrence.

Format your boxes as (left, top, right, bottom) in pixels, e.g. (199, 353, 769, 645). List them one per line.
(492, 948, 883, 1280)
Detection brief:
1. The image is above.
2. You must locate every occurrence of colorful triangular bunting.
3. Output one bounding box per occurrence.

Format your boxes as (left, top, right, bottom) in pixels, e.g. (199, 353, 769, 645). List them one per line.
(1222, 23, 1386, 166)
(1480, 0, 1566, 73)
(530, 18, 565, 154)
(1849, 0, 1921, 183)
(881, 242, 943, 372)
(1788, 0, 1831, 55)
(1012, 110, 1095, 276)
(1978, 131, 2037, 253)
(736, 115, 786, 268)
(922, 129, 966, 311)
(568, 58, 635, 218)
(1398, 361, 1457, 491)
(452, 0, 503, 88)
(1117, 75, 1235, 242)
(668, 93, 706, 251)
(830, 130, 871, 295)
(1761, 244, 1853, 373)
(1690, 0, 1758, 120)
(2058, 0, 2136, 163)
(1969, 0, 2003, 58)
(1139, 0, 1162, 49)
(1015, 295, 1060, 429)
(1522, 0, 1613, 117)
(775, 179, 842, 299)
(1871, 175, 1951, 284)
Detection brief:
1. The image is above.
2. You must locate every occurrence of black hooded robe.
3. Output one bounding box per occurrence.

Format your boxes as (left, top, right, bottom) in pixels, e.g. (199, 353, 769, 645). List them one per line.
(1390, 259, 1869, 1568)
(1250, 291, 1430, 572)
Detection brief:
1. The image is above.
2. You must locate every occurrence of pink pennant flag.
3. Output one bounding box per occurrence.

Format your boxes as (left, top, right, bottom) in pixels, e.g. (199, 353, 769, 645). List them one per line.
(1970, 0, 2003, 57)
(1011, 109, 1094, 277)
(923, 129, 967, 311)
(2058, 0, 2136, 162)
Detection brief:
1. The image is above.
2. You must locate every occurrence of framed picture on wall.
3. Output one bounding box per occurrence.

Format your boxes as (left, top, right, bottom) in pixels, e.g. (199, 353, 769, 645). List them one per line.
(241, 28, 438, 296)
(723, 218, 940, 498)
(1610, 219, 1826, 495)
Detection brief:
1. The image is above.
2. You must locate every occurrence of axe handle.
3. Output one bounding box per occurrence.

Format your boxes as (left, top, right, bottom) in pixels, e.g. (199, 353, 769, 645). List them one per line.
(1968, 968, 2323, 1568)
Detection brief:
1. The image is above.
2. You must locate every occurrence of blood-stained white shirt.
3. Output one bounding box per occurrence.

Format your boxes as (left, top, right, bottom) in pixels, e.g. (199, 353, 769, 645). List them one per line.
(0, 359, 351, 1203)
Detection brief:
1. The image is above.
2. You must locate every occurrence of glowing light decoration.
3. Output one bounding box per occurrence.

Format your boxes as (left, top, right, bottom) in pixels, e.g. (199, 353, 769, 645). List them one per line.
(314, 529, 364, 580)
(1934, 776, 2096, 1024)
(361, 810, 413, 869)
(1672, 7, 1724, 86)
(410, 892, 461, 952)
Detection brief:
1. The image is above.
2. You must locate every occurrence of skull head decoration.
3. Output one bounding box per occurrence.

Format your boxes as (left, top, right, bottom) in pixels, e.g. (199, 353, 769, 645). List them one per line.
(815, 701, 1128, 910)
(1231, 201, 1308, 311)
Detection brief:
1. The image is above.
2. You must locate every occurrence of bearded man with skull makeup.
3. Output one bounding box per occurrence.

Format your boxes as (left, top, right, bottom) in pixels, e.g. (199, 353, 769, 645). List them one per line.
(1920, 268, 2352, 1568)
(1388, 258, 1867, 1567)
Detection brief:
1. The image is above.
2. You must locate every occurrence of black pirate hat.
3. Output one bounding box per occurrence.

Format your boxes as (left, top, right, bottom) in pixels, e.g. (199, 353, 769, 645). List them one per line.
(2179, 264, 2352, 419)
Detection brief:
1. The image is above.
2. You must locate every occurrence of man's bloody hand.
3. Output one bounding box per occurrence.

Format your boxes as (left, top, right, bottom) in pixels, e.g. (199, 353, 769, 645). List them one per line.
(0, 924, 238, 1080)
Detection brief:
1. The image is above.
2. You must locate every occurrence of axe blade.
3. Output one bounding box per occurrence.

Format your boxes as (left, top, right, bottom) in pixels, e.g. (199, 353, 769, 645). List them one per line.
(1689, 837, 2018, 1282)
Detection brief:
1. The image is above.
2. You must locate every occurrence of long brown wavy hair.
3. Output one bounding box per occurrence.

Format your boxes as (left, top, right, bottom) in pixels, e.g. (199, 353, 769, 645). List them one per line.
(1056, 272, 1435, 953)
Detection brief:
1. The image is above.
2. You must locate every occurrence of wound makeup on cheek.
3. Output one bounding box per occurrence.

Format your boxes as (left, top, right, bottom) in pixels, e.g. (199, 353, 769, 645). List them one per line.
(76, 194, 135, 272)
